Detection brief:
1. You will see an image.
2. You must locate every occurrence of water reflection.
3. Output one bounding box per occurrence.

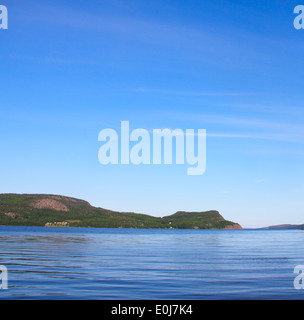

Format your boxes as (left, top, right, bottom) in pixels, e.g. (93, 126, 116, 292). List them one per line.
(0, 227, 303, 299)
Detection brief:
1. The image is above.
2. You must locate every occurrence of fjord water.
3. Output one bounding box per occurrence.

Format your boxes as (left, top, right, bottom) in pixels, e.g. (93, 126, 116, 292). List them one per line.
(0, 226, 304, 300)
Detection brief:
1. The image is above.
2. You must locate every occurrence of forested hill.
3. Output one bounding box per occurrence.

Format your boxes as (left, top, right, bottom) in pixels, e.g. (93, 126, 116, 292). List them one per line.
(0, 194, 242, 230)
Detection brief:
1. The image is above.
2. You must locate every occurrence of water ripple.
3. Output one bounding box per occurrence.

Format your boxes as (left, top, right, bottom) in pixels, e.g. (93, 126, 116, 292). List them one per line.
(0, 227, 304, 299)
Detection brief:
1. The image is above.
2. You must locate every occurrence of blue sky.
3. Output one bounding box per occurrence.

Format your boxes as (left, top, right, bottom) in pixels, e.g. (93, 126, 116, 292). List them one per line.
(1, 0, 304, 228)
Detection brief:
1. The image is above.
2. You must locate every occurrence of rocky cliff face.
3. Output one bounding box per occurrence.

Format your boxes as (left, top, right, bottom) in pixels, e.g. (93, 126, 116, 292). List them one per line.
(224, 224, 243, 230)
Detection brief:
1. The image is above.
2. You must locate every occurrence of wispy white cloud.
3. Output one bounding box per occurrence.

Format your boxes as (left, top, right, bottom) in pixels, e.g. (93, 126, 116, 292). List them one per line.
(207, 132, 304, 143)
(207, 102, 304, 116)
(131, 88, 259, 97)
(137, 110, 304, 143)
(152, 110, 304, 133)
(15, 0, 280, 70)
(254, 179, 265, 183)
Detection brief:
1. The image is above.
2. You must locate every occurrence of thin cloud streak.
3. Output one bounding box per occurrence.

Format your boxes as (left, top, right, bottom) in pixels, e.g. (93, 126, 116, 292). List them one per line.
(132, 88, 259, 96)
(207, 132, 304, 143)
(152, 111, 304, 134)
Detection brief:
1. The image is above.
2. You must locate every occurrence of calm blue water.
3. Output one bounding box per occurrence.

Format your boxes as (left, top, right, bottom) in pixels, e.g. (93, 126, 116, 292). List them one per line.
(0, 226, 304, 300)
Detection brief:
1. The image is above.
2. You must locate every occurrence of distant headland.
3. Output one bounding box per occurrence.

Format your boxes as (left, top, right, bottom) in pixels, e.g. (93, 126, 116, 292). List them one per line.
(0, 193, 242, 230)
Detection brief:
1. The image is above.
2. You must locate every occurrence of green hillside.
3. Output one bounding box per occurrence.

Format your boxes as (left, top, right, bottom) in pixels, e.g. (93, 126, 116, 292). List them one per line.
(0, 194, 242, 230)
